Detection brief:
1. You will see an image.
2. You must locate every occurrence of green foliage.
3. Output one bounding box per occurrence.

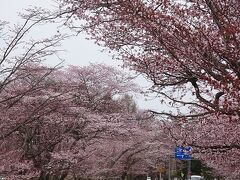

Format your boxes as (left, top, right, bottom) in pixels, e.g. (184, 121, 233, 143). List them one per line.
(118, 94, 137, 113)
(178, 160, 216, 180)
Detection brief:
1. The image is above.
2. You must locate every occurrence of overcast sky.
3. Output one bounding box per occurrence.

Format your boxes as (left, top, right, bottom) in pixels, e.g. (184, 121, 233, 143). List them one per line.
(0, 0, 164, 111)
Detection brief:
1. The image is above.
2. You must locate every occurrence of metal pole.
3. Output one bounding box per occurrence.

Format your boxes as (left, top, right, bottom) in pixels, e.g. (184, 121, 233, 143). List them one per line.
(187, 159, 191, 180)
(168, 156, 171, 180)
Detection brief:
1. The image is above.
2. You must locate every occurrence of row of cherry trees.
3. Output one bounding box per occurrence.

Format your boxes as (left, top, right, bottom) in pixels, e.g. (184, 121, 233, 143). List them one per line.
(57, 0, 240, 178)
(0, 10, 174, 180)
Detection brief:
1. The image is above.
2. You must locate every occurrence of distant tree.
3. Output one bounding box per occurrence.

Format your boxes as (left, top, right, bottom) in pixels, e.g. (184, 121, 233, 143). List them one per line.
(62, 63, 137, 113)
(118, 94, 138, 113)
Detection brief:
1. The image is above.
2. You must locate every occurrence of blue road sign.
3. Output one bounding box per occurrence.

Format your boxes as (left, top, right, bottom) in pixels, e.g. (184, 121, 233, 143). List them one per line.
(174, 146, 191, 160)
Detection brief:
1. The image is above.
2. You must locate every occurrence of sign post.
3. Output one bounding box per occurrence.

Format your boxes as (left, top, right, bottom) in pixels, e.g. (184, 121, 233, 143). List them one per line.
(187, 159, 191, 180)
(174, 146, 192, 179)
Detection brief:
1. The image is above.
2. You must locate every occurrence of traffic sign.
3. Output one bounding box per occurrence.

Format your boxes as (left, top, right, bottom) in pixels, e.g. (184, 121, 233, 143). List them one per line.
(174, 146, 191, 160)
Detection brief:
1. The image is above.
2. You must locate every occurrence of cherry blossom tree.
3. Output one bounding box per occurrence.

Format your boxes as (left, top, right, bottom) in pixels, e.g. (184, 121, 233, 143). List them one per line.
(60, 63, 138, 113)
(57, 0, 240, 178)
(0, 4, 176, 180)
(58, 0, 240, 116)
(0, 8, 71, 179)
(166, 114, 240, 179)
(39, 66, 174, 180)
(48, 111, 173, 180)
(0, 29, 144, 179)
(0, 63, 139, 180)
